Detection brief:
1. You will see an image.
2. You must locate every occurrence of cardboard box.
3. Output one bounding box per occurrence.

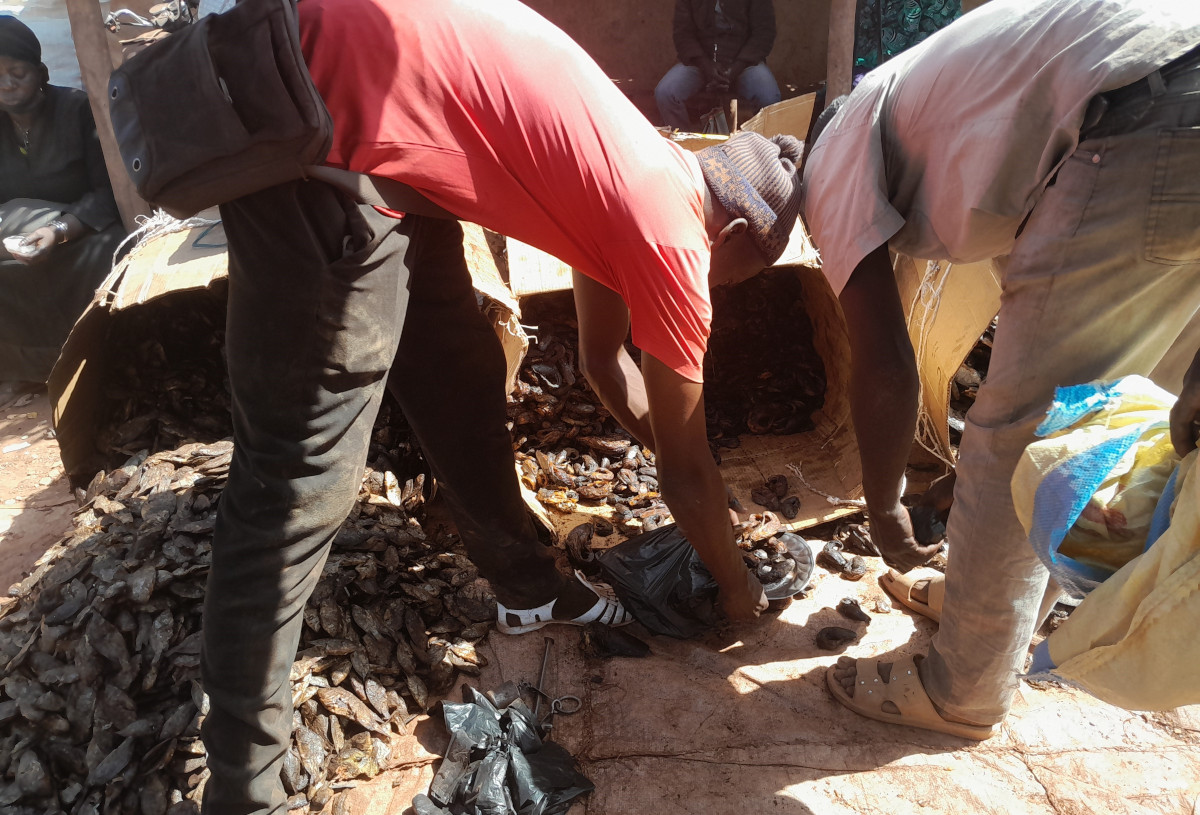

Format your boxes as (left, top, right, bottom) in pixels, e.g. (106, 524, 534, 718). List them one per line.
(740, 93, 817, 141)
(50, 215, 230, 486)
(895, 255, 1001, 462)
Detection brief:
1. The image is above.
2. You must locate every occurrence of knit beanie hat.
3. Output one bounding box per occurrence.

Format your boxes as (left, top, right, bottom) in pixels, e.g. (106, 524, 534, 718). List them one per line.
(697, 131, 805, 265)
(0, 16, 41, 66)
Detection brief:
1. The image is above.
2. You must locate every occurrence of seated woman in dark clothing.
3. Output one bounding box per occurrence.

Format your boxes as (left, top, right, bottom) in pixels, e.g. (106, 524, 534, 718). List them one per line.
(0, 15, 126, 386)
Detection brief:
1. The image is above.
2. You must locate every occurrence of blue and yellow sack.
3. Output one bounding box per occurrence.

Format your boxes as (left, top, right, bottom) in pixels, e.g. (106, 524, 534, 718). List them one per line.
(1015, 375, 1200, 710)
(1012, 376, 1180, 599)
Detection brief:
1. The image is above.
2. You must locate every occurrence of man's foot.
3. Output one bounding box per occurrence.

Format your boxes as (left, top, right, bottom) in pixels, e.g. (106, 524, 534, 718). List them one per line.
(880, 568, 944, 623)
(826, 654, 994, 740)
(495, 570, 633, 635)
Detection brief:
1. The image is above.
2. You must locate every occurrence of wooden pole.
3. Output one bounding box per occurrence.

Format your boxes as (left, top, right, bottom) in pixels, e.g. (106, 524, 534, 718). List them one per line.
(64, 0, 151, 231)
(826, 0, 856, 106)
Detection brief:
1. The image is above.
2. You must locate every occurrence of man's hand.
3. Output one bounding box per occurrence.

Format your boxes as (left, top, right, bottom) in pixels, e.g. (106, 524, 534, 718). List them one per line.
(1170, 347, 1200, 456)
(9, 227, 57, 265)
(870, 500, 941, 572)
(723, 567, 769, 622)
(706, 63, 733, 94)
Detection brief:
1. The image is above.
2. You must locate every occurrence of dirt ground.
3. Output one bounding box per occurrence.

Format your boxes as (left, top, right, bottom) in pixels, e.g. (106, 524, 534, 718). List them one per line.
(0, 389, 77, 592)
(3, 386, 1200, 815)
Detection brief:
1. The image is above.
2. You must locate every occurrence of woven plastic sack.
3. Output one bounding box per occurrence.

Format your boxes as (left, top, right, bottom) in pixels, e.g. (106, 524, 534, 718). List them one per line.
(1030, 450, 1200, 710)
(1011, 376, 1180, 599)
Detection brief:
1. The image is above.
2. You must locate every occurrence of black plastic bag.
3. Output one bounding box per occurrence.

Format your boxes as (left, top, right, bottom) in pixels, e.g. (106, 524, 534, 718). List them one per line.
(414, 685, 593, 815)
(592, 524, 722, 639)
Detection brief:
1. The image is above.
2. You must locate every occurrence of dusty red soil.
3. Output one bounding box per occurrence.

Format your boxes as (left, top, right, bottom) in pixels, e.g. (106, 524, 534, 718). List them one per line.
(0, 388, 77, 593)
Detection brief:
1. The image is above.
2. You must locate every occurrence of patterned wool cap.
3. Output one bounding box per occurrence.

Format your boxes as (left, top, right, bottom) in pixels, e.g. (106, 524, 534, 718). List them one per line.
(697, 131, 804, 265)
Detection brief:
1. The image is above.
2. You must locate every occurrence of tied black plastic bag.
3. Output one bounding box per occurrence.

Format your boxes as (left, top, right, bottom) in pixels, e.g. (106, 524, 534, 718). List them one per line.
(413, 685, 593, 815)
(592, 524, 722, 639)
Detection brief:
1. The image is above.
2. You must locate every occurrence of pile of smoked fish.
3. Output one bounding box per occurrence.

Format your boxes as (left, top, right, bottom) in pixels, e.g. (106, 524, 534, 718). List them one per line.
(0, 271, 830, 813)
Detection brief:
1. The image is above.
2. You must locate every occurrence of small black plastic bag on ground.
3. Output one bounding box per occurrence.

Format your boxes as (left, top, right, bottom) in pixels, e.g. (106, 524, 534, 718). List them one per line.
(592, 524, 722, 638)
(415, 685, 594, 815)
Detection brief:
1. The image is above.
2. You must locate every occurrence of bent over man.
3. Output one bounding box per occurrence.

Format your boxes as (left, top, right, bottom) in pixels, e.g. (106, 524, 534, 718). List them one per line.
(803, 0, 1200, 739)
(199, 0, 804, 811)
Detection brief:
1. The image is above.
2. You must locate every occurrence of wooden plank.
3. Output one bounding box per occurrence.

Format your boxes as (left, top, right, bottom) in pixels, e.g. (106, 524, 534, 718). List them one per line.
(64, 0, 152, 231)
(825, 0, 856, 105)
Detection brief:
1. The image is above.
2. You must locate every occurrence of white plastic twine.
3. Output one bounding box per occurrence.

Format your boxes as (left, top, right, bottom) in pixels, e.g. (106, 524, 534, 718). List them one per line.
(906, 259, 957, 468)
(94, 210, 223, 309)
(785, 462, 867, 509)
(111, 209, 222, 270)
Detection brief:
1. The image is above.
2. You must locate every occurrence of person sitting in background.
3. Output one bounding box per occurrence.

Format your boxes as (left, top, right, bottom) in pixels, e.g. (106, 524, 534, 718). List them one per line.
(655, 0, 781, 131)
(0, 15, 126, 391)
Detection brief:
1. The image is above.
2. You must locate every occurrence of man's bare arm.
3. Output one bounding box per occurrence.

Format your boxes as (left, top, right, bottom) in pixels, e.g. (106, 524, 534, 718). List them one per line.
(573, 270, 657, 450)
(839, 244, 939, 570)
(641, 352, 763, 620)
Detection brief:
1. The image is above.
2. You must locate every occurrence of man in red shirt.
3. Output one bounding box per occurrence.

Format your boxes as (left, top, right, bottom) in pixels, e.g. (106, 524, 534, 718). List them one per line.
(199, 1, 803, 811)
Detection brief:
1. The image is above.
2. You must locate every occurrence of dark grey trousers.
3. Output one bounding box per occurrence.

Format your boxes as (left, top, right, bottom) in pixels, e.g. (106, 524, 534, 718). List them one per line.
(200, 180, 562, 814)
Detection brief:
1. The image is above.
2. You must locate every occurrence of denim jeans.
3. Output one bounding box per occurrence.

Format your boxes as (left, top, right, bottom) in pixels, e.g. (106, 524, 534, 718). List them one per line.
(200, 181, 564, 814)
(923, 65, 1200, 725)
(654, 61, 782, 130)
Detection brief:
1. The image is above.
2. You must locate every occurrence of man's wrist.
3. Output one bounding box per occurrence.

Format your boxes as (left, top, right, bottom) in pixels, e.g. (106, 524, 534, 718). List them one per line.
(47, 219, 70, 244)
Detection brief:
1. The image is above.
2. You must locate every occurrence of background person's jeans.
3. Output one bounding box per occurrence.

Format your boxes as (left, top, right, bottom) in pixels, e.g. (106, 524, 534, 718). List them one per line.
(654, 61, 782, 130)
(201, 181, 564, 814)
(922, 66, 1200, 726)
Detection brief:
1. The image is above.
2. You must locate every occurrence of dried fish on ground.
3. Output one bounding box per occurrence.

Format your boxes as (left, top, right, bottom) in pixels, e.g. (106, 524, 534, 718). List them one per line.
(816, 540, 868, 581)
(704, 269, 826, 460)
(15, 272, 839, 811)
(510, 281, 827, 525)
(815, 626, 859, 651)
(836, 597, 872, 624)
(0, 420, 490, 813)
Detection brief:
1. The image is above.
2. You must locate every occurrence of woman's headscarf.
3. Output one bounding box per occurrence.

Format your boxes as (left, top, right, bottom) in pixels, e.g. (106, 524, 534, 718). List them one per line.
(0, 16, 42, 66)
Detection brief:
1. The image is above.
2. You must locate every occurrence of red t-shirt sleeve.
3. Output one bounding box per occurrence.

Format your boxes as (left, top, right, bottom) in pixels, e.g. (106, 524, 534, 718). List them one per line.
(609, 241, 711, 383)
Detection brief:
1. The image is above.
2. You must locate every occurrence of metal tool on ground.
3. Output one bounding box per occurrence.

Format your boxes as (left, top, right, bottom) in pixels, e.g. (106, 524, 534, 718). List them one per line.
(532, 635, 554, 721)
(521, 636, 582, 736)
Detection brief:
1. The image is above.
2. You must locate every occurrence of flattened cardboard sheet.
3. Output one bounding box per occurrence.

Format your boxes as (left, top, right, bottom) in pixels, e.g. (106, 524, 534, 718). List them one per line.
(895, 255, 1002, 460)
